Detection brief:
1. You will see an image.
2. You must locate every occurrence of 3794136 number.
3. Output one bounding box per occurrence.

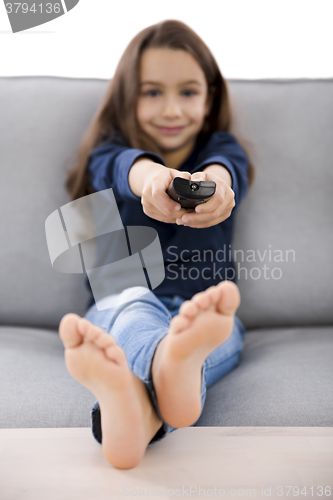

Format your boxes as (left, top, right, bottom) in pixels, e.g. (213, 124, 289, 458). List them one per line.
(276, 485, 332, 496)
(5, 3, 61, 14)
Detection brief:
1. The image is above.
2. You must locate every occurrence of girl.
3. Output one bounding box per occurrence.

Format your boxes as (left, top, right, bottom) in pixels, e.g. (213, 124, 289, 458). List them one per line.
(59, 19, 254, 470)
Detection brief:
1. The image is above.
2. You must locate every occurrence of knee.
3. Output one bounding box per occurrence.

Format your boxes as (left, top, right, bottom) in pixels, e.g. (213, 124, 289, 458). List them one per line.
(120, 286, 153, 303)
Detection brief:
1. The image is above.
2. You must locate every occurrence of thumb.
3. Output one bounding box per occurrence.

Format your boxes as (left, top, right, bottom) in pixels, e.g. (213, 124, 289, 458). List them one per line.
(171, 169, 191, 180)
(191, 171, 208, 182)
(179, 171, 192, 180)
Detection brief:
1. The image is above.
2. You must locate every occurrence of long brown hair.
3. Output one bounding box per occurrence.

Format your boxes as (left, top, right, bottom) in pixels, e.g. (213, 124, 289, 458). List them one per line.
(65, 19, 255, 201)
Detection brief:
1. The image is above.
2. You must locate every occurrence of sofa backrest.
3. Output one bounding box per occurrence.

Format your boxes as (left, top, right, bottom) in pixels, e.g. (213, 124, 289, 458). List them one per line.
(0, 76, 332, 330)
(229, 79, 333, 328)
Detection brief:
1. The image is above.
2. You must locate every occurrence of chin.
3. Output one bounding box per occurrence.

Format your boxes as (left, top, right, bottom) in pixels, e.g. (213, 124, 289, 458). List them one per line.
(158, 132, 189, 143)
(157, 139, 185, 151)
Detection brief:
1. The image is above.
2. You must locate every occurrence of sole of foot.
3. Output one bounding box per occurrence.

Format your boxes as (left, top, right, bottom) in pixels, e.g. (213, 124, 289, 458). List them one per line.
(59, 314, 163, 469)
(151, 280, 240, 428)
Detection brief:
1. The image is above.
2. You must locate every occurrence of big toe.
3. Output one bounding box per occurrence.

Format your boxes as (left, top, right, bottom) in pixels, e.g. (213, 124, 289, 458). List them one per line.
(216, 281, 241, 316)
(59, 313, 83, 349)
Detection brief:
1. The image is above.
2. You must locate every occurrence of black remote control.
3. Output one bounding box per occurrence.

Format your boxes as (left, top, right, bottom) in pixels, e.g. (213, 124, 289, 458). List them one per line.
(167, 177, 216, 209)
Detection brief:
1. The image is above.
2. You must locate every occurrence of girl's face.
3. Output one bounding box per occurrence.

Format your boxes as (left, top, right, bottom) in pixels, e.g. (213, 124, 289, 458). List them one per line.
(137, 48, 211, 158)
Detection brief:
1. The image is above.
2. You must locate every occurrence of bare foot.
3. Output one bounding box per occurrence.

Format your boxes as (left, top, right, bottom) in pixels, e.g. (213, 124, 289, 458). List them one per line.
(151, 280, 241, 428)
(59, 314, 163, 469)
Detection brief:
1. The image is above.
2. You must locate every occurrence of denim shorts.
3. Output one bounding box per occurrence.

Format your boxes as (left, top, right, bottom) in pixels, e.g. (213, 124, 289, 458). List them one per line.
(84, 286, 246, 446)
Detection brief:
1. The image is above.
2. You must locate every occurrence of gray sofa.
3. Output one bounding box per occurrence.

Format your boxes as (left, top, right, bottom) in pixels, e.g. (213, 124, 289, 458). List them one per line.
(1, 76, 332, 434)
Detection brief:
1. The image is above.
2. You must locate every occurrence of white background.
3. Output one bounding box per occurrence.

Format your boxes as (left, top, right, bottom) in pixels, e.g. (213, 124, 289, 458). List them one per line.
(1, 0, 333, 80)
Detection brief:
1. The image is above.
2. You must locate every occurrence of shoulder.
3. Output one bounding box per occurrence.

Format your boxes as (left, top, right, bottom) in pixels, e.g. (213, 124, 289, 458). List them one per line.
(89, 132, 129, 159)
(206, 130, 241, 147)
(99, 131, 128, 147)
(198, 130, 246, 158)
(204, 131, 248, 160)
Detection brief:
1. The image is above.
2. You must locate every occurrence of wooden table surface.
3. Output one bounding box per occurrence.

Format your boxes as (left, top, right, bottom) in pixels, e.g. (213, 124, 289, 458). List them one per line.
(0, 427, 332, 500)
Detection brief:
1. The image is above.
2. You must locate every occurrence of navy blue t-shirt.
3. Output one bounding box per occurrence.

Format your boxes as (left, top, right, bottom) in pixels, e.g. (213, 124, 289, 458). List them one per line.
(85, 131, 249, 308)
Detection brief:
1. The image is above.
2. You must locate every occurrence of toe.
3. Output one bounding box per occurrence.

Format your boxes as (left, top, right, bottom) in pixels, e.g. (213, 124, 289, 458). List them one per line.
(105, 344, 127, 365)
(217, 281, 241, 315)
(78, 319, 116, 349)
(77, 317, 100, 340)
(169, 314, 190, 334)
(95, 333, 117, 350)
(77, 317, 92, 336)
(179, 300, 199, 319)
(59, 313, 83, 349)
(192, 291, 212, 310)
(208, 286, 221, 305)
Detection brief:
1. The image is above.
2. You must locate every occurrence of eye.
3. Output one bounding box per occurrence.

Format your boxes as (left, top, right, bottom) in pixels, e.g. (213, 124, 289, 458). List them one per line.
(145, 90, 160, 97)
(182, 90, 197, 97)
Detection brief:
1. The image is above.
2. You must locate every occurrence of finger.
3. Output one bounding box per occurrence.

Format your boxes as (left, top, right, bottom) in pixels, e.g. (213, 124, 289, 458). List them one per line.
(194, 197, 221, 215)
(178, 202, 227, 225)
(180, 206, 233, 227)
(172, 170, 192, 181)
(143, 205, 178, 223)
(182, 221, 215, 228)
(191, 171, 209, 182)
(180, 213, 226, 228)
(153, 183, 195, 218)
(143, 200, 190, 222)
(149, 186, 182, 218)
(145, 198, 191, 218)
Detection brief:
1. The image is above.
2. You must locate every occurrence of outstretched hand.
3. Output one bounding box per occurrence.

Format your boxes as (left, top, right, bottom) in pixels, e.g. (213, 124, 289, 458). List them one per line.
(175, 170, 236, 228)
(141, 166, 193, 224)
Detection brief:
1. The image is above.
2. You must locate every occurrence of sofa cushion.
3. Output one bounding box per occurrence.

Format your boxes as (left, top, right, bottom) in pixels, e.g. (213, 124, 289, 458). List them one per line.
(0, 77, 332, 329)
(1, 325, 332, 429)
(197, 325, 333, 427)
(0, 326, 96, 428)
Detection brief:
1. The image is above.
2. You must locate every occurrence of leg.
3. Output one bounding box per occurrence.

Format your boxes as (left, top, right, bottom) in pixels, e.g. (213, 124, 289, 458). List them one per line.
(203, 315, 246, 389)
(84, 286, 182, 445)
(60, 282, 244, 466)
(59, 287, 172, 469)
(151, 280, 243, 428)
(91, 281, 242, 434)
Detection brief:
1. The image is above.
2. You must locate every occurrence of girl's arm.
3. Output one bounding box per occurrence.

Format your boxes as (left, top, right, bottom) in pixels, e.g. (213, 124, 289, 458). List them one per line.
(189, 131, 249, 209)
(128, 157, 165, 198)
(88, 143, 167, 204)
(175, 167, 236, 229)
(128, 160, 232, 198)
(174, 131, 249, 229)
(130, 157, 193, 224)
(88, 143, 191, 223)
(201, 164, 232, 189)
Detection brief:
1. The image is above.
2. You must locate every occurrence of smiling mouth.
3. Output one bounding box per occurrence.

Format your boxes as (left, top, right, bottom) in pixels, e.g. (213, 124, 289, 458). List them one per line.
(155, 126, 185, 134)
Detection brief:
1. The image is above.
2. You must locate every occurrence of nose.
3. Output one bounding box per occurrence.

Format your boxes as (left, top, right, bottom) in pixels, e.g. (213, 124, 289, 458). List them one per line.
(161, 96, 182, 118)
